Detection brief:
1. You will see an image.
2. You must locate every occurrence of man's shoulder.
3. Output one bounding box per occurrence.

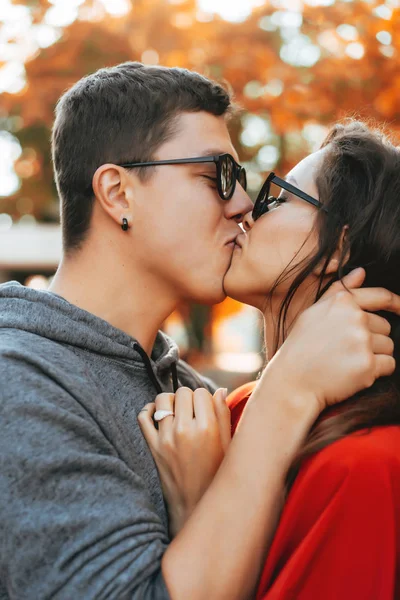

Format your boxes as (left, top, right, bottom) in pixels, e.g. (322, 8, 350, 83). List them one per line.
(176, 359, 218, 393)
(0, 328, 91, 407)
(0, 327, 77, 367)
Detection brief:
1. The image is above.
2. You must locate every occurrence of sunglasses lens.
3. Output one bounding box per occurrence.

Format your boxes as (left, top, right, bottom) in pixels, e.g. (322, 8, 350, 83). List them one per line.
(252, 181, 270, 220)
(239, 168, 247, 191)
(220, 155, 235, 199)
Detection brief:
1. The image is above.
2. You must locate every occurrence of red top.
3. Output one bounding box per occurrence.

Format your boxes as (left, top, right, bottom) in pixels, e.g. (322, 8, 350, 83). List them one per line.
(228, 382, 400, 600)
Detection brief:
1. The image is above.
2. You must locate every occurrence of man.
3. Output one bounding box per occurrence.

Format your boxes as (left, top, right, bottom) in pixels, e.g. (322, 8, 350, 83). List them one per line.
(0, 62, 398, 599)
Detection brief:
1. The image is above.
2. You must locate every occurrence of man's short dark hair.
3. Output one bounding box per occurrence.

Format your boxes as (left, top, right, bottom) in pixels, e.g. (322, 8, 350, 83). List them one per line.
(51, 62, 233, 253)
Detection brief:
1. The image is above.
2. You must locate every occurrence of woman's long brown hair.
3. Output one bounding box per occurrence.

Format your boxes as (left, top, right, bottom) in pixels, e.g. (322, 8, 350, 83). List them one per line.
(271, 121, 400, 491)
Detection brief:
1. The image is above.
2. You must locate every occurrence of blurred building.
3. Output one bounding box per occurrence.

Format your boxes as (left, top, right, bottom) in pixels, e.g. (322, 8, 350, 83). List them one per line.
(0, 223, 60, 286)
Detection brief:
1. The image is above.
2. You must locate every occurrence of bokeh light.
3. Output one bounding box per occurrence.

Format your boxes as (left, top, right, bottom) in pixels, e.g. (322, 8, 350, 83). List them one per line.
(197, 0, 265, 23)
(0, 132, 22, 197)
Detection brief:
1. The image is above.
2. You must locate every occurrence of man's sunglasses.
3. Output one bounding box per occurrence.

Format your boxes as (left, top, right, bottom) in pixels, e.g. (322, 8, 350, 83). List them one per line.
(252, 172, 328, 221)
(118, 153, 247, 201)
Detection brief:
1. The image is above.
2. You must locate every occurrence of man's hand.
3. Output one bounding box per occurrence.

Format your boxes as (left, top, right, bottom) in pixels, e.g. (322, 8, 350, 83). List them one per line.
(264, 267, 398, 415)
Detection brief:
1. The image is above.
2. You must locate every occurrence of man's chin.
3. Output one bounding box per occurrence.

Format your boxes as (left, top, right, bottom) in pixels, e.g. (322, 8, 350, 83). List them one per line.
(209, 284, 227, 305)
(222, 271, 235, 301)
(188, 281, 226, 306)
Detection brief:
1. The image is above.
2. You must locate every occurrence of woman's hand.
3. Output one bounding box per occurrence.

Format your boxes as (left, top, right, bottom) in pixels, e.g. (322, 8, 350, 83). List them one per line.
(138, 386, 231, 537)
(262, 268, 398, 416)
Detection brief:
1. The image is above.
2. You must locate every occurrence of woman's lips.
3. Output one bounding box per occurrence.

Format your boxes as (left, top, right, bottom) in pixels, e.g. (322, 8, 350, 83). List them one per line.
(234, 233, 245, 249)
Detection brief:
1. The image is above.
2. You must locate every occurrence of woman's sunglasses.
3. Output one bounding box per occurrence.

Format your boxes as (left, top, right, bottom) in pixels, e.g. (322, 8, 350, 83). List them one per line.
(252, 172, 327, 221)
(118, 153, 247, 201)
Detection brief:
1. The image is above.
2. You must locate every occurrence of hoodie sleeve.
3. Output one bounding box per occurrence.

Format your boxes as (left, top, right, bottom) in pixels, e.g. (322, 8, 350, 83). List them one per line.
(0, 353, 171, 600)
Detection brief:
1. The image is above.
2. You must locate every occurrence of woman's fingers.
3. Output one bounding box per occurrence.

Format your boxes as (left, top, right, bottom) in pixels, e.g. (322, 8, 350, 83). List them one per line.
(213, 388, 231, 452)
(367, 312, 391, 336)
(374, 354, 396, 379)
(139, 388, 231, 456)
(371, 333, 395, 356)
(137, 402, 158, 447)
(174, 387, 194, 427)
(193, 388, 217, 428)
(155, 392, 175, 434)
(322, 267, 365, 298)
(322, 268, 400, 317)
(350, 286, 400, 315)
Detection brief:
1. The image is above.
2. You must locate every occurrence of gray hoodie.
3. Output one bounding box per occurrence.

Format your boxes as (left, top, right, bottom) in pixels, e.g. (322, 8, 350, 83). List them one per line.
(0, 281, 216, 599)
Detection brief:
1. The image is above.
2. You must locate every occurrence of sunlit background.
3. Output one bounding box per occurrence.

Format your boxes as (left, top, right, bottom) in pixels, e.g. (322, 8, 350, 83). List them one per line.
(1, 0, 399, 387)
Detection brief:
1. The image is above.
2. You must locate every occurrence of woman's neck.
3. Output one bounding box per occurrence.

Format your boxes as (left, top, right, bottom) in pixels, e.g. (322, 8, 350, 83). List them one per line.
(262, 284, 318, 361)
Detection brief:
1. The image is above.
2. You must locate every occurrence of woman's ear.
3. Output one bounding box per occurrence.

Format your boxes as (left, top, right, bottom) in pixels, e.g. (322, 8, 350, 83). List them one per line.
(92, 164, 135, 227)
(314, 225, 349, 276)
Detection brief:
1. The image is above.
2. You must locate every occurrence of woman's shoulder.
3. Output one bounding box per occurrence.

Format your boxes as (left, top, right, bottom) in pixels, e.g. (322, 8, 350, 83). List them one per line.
(257, 426, 400, 600)
(227, 381, 257, 433)
(227, 381, 400, 476)
(309, 425, 400, 470)
(227, 381, 257, 408)
(296, 425, 400, 498)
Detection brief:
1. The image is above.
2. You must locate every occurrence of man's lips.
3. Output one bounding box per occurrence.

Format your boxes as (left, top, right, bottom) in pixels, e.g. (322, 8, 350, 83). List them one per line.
(225, 235, 238, 248)
(225, 233, 246, 252)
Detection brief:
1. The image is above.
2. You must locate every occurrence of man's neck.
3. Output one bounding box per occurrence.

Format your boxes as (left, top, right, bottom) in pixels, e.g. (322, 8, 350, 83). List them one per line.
(49, 246, 177, 355)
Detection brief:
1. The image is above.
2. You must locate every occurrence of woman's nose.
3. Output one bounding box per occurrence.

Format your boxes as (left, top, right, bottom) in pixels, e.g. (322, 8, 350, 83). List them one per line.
(242, 210, 254, 232)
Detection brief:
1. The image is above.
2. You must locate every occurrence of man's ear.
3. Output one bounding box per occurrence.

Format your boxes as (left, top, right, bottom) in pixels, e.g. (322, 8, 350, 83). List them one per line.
(314, 225, 349, 276)
(92, 164, 134, 228)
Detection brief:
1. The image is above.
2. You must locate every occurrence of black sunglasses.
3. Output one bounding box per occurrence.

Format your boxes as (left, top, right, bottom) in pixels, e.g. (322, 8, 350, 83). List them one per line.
(118, 153, 247, 201)
(252, 172, 328, 221)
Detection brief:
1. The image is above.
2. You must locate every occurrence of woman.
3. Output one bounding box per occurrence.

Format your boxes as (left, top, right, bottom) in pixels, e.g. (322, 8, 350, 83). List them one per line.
(140, 121, 400, 598)
(226, 120, 400, 599)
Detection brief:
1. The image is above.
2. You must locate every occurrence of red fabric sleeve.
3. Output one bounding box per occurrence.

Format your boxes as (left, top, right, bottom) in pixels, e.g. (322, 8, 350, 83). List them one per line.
(227, 381, 256, 434)
(257, 426, 400, 600)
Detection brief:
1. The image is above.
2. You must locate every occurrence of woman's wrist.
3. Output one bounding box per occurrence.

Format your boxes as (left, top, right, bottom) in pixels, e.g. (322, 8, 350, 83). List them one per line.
(250, 361, 321, 428)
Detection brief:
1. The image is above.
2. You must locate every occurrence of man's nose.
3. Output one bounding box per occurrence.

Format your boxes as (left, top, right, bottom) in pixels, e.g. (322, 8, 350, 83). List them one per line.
(225, 185, 254, 223)
(242, 210, 254, 232)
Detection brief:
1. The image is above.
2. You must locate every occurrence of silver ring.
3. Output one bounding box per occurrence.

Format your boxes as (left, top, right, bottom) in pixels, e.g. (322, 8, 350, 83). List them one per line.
(154, 409, 175, 422)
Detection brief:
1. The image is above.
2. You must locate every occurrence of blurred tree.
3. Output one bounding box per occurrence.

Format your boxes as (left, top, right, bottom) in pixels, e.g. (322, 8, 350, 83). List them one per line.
(3, 0, 400, 221)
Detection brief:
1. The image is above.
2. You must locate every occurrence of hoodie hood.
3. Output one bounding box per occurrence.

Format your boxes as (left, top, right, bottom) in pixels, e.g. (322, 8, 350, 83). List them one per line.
(0, 281, 179, 391)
